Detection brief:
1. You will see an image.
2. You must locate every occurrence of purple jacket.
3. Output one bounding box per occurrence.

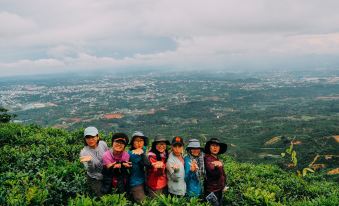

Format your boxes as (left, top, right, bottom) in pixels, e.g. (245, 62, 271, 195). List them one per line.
(101, 150, 130, 194)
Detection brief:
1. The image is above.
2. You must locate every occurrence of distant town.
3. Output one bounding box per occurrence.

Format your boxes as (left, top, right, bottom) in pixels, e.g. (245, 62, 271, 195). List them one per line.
(1, 70, 338, 167)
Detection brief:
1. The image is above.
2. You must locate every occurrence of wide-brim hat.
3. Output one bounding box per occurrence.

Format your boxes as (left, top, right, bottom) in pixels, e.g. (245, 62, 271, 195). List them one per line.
(130, 131, 148, 146)
(204, 138, 227, 154)
(186, 138, 204, 152)
(153, 135, 170, 145)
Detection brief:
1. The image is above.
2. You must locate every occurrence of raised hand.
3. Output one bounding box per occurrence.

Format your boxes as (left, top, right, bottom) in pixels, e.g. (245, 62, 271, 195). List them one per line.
(172, 164, 180, 172)
(122, 161, 132, 168)
(152, 161, 164, 168)
(106, 161, 117, 168)
(190, 160, 199, 172)
(212, 160, 223, 167)
(132, 148, 144, 155)
(80, 155, 92, 162)
(113, 163, 122, 168)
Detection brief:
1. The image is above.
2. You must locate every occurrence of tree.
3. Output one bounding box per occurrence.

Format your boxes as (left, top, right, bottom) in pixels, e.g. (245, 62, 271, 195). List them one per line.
(0, 107, 17, 123)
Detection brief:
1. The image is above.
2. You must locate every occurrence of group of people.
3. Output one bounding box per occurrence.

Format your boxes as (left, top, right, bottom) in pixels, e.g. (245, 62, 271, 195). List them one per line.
(79, 126, 228, 205)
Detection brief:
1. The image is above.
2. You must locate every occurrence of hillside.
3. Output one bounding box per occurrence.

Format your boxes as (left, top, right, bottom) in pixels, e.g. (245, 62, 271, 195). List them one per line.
(0, 123, 338, 205)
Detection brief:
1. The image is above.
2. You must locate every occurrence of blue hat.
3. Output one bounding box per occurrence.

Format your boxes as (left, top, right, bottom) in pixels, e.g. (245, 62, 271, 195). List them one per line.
(186, 139, 204, 151)
(132, 131, 146, 138)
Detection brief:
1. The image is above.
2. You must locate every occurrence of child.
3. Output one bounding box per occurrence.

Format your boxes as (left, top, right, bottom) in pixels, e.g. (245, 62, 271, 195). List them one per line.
(184, 138, 205, 197)
(204, 138, 227, 206)
(146, 136, 170, 197)
(101, 133, 132, 194)
(128, 131, 151, 202)
(166, 136, 186, 197)
(79, 126, 108, 197)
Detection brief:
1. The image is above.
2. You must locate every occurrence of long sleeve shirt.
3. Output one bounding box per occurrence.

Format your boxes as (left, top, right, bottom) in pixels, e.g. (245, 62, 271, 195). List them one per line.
(128, 146, 151, 187)
(101, 150, 130, 194)
(184, 155, 203, 197)
(204, 154, 226, 192)
(79, 141, 108, 180)
(166, 152, 186, 196)
(146, 152, 167, 191)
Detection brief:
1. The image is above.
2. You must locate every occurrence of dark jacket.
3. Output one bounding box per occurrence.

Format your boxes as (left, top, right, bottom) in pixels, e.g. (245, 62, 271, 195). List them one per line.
(204, 154, 226, 192)
(101, 162, 131, 194)
(128, 147, 151, 187)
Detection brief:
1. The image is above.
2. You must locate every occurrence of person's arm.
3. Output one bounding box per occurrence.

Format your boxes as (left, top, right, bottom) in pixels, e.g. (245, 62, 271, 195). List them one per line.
(141, 150, 151, 168)
(184, 157, 196, 182)
(121, 161, 132, 176)
(166, 158, 180, 182)
(205, 157, 223, 177)
(149, 155, 160, 171)
(80, 150, 96, 172)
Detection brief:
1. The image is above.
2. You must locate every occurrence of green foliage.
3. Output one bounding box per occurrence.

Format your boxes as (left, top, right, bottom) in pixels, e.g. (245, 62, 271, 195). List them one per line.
(0, 123, 86, 205)
(68, 194, 130, 206)
(281, 139, 315, 177)
(0, 123, 338, 206)
(0, 107, 17, 124)
(222, 156, 339, 205)
(67, 194, 208, 206)
(0, 107, 17, 123)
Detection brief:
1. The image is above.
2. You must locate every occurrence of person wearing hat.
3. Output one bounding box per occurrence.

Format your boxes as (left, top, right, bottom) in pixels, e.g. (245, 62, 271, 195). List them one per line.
(204, 138, 227, 206)
(79, 126, 108, 197)
(184, 139, 205, 198)
(146, 135, 170, 197)
(128, 131, 151, 203)
(101, 132, 132, 194)
(166, 136, 186, 197)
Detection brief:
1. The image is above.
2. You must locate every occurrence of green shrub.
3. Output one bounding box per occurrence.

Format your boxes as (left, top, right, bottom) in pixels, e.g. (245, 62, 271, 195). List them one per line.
(0, 123, 338, 206)
(68, 194, 130, 206)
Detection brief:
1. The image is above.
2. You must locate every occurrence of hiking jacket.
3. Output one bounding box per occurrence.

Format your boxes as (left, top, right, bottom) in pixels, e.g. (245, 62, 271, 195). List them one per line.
(167, 152, 186, 196)
(128, 146, 151, 187)
(101, 150, 130, 194)
(184, 155, 203, 197)
(204, 154, 226, 192)
(146, 151, 167, 191)
(80, 141, 108, 180)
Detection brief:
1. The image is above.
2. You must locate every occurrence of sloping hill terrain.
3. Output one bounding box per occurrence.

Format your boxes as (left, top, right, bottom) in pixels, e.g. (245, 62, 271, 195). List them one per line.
(0, 123, 338, 205)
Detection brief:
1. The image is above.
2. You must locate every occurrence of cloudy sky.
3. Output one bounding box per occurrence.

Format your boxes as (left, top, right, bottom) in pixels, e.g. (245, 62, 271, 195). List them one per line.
(1, 0, 339, 77)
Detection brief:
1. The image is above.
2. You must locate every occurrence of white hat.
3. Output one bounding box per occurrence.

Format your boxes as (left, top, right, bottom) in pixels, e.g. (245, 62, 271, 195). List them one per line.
(84, 127, 98, 137)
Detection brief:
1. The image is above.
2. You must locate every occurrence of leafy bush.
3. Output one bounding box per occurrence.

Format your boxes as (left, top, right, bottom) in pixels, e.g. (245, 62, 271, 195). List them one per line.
(0, 123, 338, 205)
(68, 194, 208, 206)
(223, 157, 339, 205)
(0, 107, 17, 123)
(68, 194, 130, 206)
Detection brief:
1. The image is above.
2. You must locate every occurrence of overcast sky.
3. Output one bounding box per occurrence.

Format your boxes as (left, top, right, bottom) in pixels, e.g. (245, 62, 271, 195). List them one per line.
(1, 0, 339, 77)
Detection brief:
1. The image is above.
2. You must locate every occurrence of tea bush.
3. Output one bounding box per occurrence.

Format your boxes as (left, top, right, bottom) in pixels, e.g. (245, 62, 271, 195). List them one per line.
(0, 123, 338, 205)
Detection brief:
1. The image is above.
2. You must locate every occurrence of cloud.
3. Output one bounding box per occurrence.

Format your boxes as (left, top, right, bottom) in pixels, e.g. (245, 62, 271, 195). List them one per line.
(0, 11, 37, 38)
(0, 58, 65, 76)
(1, 0, 339, 76)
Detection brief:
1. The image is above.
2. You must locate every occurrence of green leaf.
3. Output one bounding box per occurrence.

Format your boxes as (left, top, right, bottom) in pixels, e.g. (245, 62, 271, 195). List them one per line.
(302, 168, 315, 177)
